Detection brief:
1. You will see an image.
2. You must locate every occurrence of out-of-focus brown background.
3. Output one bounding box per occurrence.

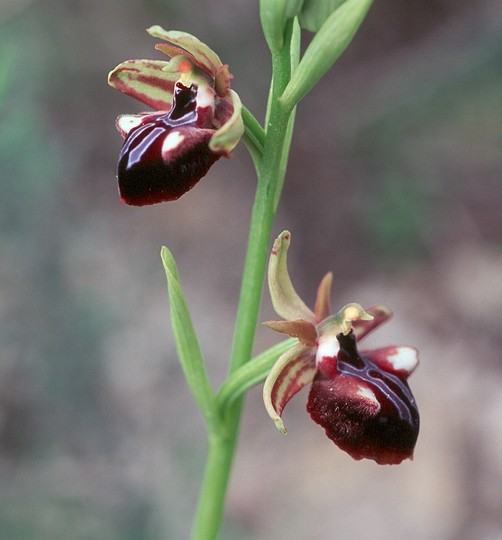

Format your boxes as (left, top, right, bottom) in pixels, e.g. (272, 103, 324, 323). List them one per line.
(1, 0, 501, 538)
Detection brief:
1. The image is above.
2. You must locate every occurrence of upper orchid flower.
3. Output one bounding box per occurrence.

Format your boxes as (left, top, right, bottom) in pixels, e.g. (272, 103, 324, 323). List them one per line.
(263, 231, 420, 465)
(108, 26, 244, 206)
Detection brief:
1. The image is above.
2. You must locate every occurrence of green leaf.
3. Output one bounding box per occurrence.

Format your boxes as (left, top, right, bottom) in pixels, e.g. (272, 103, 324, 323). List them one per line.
(161, 246, 217, 424)
(286, 0, 306, 18)
(280, 0, 373, 109)
(298, 0, 349, 32)
(216, 339, 296, 414)
(260, 0, 288, 51)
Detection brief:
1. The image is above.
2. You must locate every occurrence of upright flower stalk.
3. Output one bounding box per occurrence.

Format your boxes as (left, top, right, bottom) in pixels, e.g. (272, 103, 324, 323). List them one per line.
(107, 2, 420, 539)
(190, 18, 300, 540)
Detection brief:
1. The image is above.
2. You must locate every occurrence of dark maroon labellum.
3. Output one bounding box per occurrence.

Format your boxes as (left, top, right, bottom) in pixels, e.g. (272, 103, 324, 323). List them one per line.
(117, 83, 220, 206)
(307, 332, 419, 465)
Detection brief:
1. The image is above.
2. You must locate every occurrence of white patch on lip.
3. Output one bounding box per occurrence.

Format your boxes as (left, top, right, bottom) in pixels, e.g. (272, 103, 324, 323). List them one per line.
(388, 347, 419, 373)
(117, 115, 143, 136)
(315, 335, 339, 366)
(196, 86, 216, 110)
(356, 385, 380, 414)
(162, 131, 185, 154)
(357, 385, 378, 404)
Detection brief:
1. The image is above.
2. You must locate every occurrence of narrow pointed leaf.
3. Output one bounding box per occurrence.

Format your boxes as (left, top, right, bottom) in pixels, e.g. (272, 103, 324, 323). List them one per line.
(161, 246, 216, 421)
(281, 0, 373, 109)
(298, 0, 349, 32)
(286, 0, 306, 18)
(263, 344, 316, 434)
(260, 0, 287, 51)
(217, 338, 296, 414)
(268, 231, 316, 323)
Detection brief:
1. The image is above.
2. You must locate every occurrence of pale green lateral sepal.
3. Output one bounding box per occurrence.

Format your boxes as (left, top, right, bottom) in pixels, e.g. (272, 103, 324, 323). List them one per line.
(209, 89, 244, 155)
(268, 231, 316, 323)
(263, 344, 317, 434)
(161, 246, 217, 424)
(280, 0, 373, 109)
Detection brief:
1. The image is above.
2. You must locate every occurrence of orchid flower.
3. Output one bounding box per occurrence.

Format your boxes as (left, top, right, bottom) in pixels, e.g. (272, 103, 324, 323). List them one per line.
(108, 26, 244, 205)
(263, 231, 420, 465)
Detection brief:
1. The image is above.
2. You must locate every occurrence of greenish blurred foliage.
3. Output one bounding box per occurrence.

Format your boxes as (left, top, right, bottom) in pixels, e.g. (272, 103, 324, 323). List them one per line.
(356, 22, 502, 265)
(0, 11, 112, 453)
(0, 8, 155, 539)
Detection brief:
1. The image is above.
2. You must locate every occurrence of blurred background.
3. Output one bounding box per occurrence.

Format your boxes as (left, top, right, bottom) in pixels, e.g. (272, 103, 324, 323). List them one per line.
(1, 0, 501, 538)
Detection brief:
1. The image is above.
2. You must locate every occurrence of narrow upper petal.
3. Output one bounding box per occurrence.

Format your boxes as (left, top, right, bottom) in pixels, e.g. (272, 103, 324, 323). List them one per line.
(262, 319, 318, 346)
(263, 344, 317, 434)
(314, 272, 333, 323)
(268, 231, 316, 323)
(352, 305, 393, 342)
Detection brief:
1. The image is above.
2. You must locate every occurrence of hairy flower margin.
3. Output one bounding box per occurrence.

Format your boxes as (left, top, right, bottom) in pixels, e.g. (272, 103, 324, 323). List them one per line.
(263, 231, 420, 465)
(108, 26, 244, 206)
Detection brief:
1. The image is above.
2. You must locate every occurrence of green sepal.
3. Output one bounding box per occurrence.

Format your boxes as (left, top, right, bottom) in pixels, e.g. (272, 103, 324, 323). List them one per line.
(208, 89, 244, 155)
(161, 246, 217, 424)
(147, 26, 222, 75)
(298, 0, 349, 32)
(280, 0, 373, 109)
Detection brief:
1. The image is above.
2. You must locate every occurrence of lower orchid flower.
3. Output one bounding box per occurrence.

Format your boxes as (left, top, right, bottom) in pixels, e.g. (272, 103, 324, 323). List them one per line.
(263, 231, 419, 465)
(108, 26, 243, 205)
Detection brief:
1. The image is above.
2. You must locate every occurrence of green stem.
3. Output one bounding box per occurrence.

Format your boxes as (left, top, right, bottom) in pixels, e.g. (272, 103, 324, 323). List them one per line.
(190, 21, 297, 540)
